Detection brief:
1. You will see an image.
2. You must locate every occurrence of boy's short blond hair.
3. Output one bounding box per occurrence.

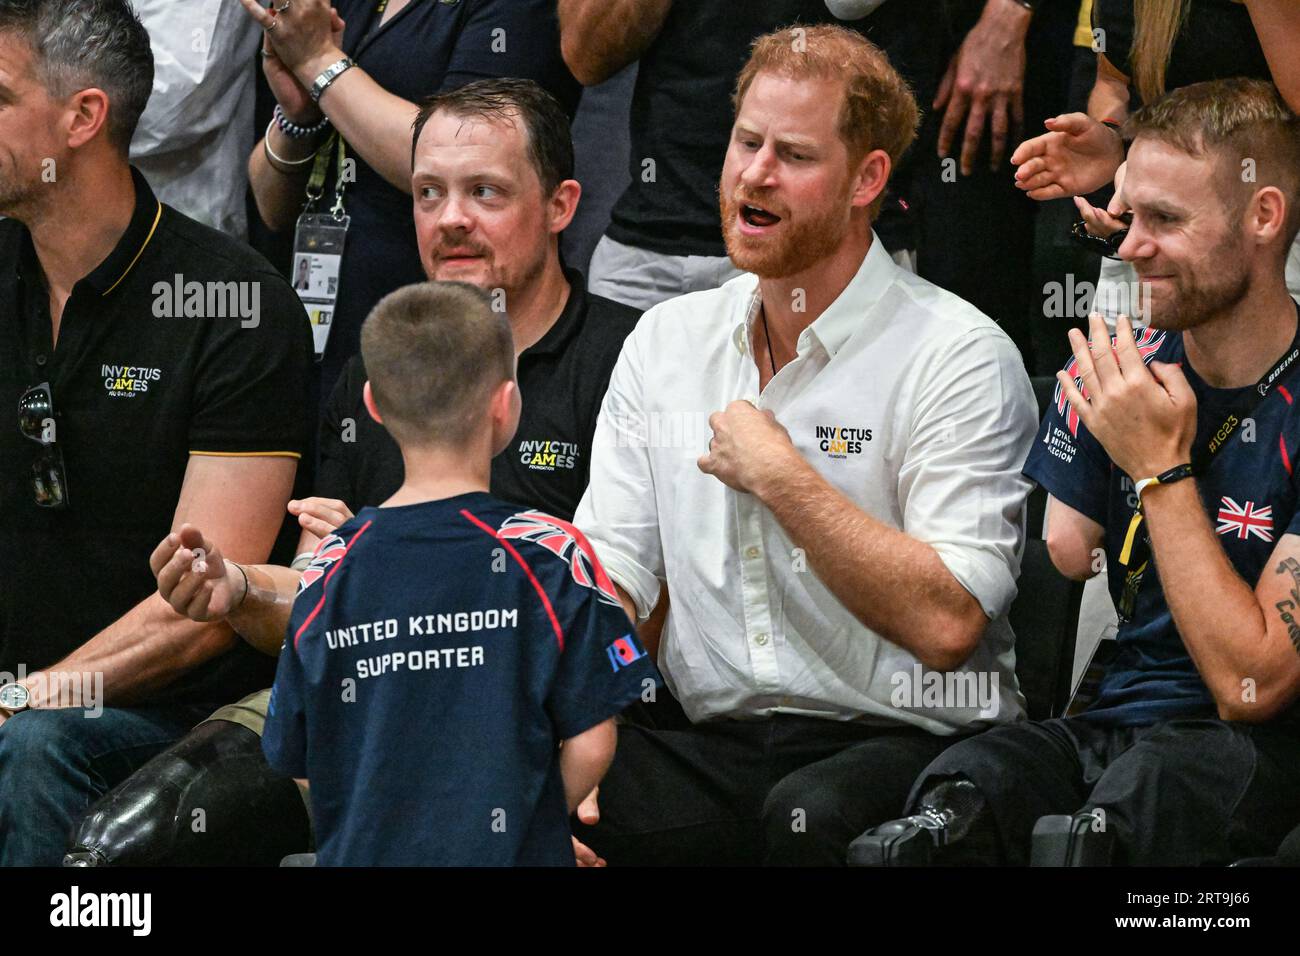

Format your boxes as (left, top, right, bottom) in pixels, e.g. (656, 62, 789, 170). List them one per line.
(360, 282, 514, 449)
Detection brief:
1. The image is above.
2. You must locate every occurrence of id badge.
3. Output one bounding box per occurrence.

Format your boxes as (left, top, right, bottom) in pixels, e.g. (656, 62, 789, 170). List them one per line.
(292, 212, 350, 361)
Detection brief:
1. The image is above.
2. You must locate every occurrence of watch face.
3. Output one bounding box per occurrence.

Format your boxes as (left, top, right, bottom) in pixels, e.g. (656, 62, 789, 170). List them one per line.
(0, 683, 29, 711)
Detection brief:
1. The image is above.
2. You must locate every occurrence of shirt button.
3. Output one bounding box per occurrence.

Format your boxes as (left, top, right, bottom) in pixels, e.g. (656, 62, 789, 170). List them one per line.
(35, 354, 47, 366)
(745, 546, 761, 559)
(754, 633, 769, 646)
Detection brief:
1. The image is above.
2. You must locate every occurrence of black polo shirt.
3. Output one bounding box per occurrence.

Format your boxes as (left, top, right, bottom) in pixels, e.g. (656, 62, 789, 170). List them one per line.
(0, 168, 313, 706)
(317, 270, 640, 521)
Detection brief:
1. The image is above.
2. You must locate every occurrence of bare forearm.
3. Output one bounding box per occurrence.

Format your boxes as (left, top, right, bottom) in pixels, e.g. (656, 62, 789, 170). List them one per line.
(757, 458, 985, 671)
(31, 593, 237, 707)
(228, 563, 305, 656)
(1243, 0, 1300, 111)
(1142, 480, 1273, 707)
(296, 53, 421, 192)
(560, 720, 616, 812)
(1087, 73, 1130, 125)
(249, 126, 323, 233)
(557, 0, 672, 86)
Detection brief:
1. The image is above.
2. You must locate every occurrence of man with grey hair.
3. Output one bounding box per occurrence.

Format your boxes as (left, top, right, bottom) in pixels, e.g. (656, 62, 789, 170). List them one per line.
(0, 0, 313, 865)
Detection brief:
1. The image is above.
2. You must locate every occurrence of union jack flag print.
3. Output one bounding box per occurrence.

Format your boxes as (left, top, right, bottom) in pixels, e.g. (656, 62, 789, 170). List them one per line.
(498, 511, 623, 607)
(1216, 497, 1274, 542)
(297, 532, 348, 594)
(1055, 327, 1167, 437)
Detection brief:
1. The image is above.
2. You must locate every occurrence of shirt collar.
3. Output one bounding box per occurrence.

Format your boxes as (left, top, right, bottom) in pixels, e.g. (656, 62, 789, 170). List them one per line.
(84, 167, 164, 297)
(733, 231, 898, 359)
(524, 266, 586, 358)
(12, 166, 162, 297)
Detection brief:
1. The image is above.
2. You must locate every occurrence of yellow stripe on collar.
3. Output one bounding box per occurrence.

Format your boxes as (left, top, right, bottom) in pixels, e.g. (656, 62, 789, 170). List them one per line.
(101, 201, 163, 297)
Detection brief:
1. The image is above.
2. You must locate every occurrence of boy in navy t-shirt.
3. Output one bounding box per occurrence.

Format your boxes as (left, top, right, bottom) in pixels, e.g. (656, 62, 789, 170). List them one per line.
(262, 282, 659, 865)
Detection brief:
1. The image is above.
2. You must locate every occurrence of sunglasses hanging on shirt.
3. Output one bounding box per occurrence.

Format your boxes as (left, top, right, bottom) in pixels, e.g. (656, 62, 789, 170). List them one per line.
(18, 382, 69, 509)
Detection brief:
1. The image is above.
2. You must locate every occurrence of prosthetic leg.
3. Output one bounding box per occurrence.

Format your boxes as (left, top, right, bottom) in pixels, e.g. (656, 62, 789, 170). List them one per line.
(64, 720, 311, 866)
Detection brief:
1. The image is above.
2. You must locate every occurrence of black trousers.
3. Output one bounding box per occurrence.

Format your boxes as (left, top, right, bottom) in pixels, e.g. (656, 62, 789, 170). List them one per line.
(574, 702, 963, 866)
(907, 716, 1300, 865)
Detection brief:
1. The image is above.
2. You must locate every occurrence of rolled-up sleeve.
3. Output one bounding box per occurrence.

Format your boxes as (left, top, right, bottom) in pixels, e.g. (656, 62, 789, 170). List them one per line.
(897, 327, 1037, 621)
(572, 319, 664, 622)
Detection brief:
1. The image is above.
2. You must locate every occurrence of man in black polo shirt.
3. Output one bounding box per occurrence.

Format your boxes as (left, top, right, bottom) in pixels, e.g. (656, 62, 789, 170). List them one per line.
(63, 78, 642, 865)
(0, 0, 312, 866)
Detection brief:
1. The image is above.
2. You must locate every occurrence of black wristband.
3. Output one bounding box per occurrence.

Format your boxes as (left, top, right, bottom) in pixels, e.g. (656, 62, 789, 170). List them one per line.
(1155, 463, 1195, 485)
(231, 562, 250, 611)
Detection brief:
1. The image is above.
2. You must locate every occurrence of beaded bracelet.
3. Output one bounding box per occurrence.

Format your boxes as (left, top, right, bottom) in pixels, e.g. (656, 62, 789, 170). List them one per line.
(274, 103, 331, 139)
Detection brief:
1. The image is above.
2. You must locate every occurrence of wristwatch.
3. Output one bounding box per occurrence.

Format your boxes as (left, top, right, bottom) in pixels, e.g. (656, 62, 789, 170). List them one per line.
(0, 682, 31, 715)
(310, 57, 355, 104)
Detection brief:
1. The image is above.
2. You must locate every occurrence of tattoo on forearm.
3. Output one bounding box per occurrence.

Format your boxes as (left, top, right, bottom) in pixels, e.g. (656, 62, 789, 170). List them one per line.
(1273, 557, 1300, 656)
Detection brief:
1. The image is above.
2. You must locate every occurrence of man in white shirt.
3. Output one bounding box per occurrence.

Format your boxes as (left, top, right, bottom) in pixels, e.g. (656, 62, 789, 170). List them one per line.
(570, 23, 1038, 866)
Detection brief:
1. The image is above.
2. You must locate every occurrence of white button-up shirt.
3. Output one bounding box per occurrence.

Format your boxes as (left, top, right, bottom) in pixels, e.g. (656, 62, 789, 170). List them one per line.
(574, 235, 1038, 733)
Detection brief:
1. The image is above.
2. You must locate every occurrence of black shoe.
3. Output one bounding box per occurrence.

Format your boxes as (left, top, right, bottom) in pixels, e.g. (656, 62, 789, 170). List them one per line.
(847, 808, 950, 867)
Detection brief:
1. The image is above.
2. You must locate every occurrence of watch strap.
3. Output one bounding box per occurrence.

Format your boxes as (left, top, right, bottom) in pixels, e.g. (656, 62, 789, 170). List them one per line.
(310, 57, 355, 104)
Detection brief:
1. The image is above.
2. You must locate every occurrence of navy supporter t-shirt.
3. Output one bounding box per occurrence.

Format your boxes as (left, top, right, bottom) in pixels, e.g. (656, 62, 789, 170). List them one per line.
(1025, 324, 1300, 726)
(262, 491, 660, 866)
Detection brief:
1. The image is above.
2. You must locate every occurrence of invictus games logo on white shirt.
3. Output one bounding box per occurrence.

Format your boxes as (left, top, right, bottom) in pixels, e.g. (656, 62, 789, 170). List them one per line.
(519, 439, 579, 471)
(101, 363, 161, 398)
(814, 425, 872, 459)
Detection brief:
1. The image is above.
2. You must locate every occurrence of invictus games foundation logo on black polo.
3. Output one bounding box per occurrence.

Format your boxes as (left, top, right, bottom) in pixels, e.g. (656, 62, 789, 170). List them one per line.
(518, 439, 579, 471)
(814, 425, 872, 459)
(101, 363, 162, 398)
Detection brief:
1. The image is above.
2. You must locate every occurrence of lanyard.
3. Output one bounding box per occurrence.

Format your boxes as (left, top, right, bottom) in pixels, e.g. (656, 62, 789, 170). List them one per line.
(304, 0, 401, 216)
(304, 133, 349, 219)
(1115, 313, 1300, 622)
